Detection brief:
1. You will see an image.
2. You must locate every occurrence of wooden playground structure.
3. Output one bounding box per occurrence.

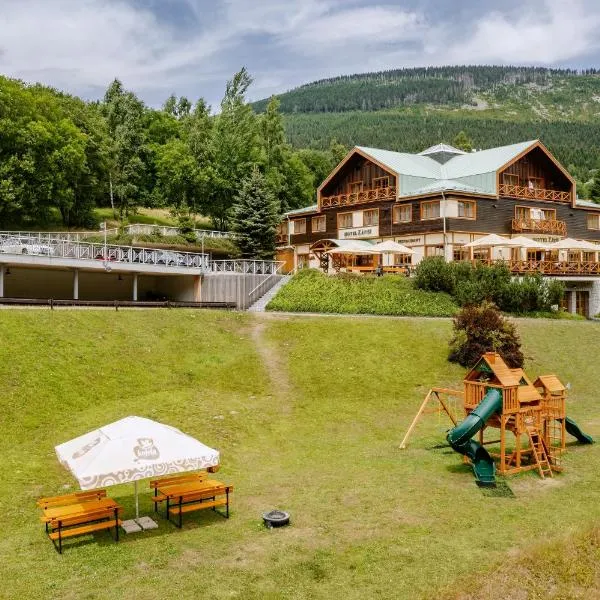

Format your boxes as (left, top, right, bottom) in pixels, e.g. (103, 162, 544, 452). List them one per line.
(401, 352, 592, 483)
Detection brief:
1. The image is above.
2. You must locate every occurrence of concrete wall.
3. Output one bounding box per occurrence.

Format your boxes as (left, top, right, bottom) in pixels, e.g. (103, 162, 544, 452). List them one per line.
(201, 273, 284, 309)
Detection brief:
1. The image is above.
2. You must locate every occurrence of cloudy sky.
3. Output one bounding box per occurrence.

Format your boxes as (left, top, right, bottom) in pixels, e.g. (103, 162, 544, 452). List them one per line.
(1, 0, 599, 108)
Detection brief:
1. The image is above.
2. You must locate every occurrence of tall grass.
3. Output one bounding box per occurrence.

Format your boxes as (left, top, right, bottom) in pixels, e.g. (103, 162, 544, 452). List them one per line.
(267, 269, 459, 316)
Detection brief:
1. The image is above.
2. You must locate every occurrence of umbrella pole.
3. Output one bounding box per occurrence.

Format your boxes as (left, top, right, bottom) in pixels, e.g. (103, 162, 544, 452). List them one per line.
(135, 480, 139, 520)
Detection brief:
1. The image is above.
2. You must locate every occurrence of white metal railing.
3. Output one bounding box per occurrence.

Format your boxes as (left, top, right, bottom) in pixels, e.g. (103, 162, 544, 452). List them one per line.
(0, 230, 97, 243)
(209, 260, 284, 275)
(0, 233, 208, 269)
(123, 224, 233, 240)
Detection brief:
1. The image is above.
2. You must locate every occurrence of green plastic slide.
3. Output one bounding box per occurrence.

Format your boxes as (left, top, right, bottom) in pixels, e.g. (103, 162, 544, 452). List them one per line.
(563, 416, 594, 444)
(446, 388, 503, 486)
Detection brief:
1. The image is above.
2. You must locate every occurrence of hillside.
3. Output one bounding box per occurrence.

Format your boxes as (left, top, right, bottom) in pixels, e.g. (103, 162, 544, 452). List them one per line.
(1, 310, 600, 599)
(253, 66, 600, 183)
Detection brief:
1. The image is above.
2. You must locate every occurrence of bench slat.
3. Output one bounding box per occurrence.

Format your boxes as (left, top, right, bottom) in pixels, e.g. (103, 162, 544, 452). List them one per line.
(48, 519, 121, 540)
(37, 490, 107, 508)
(149, 472, 207, 489)
(168, 498, 227, 515)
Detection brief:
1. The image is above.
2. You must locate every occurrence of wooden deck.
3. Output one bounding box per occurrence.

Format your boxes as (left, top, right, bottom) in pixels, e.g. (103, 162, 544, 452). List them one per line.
(499, 183, 571, 203)
(482, 259, 600, 275)
(511, 217, 567, 236)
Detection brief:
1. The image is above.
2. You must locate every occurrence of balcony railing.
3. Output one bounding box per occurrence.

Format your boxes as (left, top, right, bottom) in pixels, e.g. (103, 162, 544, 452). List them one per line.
(321, 186, 396, 208)
(499, 183, 571, 203)
(511, 218, 567, 236)
(478, 259, 600, 276)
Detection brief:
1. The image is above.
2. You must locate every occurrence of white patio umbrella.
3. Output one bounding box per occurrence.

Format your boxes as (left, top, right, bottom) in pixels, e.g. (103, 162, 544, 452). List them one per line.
(464, 234, 521, 248)
(510, 236, 551, 249)
(56, 416, 219, 530)
(371, 240, 415, 254)
(547, 238, 600, 251)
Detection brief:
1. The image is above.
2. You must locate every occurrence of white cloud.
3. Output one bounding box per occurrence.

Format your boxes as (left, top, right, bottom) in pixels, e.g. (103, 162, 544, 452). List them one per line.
(0, 0, 599, 106)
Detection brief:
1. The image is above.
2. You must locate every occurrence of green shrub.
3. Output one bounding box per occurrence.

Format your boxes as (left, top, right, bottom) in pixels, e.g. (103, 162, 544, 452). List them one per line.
(449, 302, 524, 368)
(414, 257, 454, 293)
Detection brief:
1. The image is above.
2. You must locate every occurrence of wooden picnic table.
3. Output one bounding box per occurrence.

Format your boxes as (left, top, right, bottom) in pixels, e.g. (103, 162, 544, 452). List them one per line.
(156, 478, 233, 528)
(42, 497, 120, 522)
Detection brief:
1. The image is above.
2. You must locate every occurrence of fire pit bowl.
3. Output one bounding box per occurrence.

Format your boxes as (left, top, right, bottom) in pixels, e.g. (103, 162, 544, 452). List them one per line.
(262, 510, 290, 528)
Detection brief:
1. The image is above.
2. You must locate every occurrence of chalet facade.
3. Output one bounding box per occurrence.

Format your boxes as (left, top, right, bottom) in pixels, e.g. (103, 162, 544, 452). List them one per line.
(276, 140, 600, 317)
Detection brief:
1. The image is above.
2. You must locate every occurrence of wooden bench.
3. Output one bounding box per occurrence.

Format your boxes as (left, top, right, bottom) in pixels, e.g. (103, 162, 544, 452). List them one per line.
(46, 505, 122, 554)
(37, 489, 107, 510)
(167, 484, 233, 528)
(149, 472, 209, 512)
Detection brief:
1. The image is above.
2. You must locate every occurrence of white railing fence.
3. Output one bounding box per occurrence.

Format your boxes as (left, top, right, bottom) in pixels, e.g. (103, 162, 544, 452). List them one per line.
(0, 234, 209, 269)
(209, 260, 284, 275)
(122, 224, 233, 240)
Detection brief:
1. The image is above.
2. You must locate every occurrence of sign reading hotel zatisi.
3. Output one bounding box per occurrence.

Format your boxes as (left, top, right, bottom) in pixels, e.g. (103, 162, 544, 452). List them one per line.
(339, 226, 379, 239)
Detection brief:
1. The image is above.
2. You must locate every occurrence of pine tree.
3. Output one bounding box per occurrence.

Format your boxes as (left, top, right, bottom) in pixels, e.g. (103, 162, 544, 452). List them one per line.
(231, 166, 279, 259)
(453, 130, 474, 152)
(590, 175, 600, 204)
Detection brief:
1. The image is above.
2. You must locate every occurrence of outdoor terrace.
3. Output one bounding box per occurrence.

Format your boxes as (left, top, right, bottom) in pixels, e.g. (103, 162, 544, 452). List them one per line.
(499, 183, 571, 203)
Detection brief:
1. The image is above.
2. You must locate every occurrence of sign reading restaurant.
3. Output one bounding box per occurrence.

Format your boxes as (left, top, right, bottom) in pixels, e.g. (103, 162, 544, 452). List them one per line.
(339, 226, 379, 239)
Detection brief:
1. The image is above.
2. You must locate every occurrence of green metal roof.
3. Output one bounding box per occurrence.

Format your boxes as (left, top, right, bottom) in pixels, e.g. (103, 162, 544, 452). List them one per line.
(284, 204, 318, 216)
(356, 140, 540, 197)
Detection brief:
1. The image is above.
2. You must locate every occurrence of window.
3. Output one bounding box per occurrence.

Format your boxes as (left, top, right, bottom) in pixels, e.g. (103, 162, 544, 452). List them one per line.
(502, 173, 519, 186)
(583, 252, 596, 263)
(349, 181, 363, 194)
(425, 245, 444, 257)
(587, 214, 600, 230)
(292, 219, 306, 235)
(421, 201, 440, 220)
(312, 215, 326, 233)
(457, 200, 476, 219)
(394, 253, 412, 265)
(393, 205, 412, 223)
(363, 209, 379, 226)
(338, 212, 353, 229)
(473, 248, 491, 261)
(453, 245, 469, 261)
(373, 176, 389, 189)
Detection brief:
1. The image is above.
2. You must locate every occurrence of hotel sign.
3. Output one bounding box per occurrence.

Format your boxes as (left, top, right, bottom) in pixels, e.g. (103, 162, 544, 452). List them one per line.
(339, 226, 379, 239)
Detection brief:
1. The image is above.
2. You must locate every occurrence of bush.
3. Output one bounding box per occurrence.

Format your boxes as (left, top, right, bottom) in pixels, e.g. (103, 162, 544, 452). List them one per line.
(449, 302, 524, 368)
(414, 257, 454, 293)
(415, 258, 565, 314)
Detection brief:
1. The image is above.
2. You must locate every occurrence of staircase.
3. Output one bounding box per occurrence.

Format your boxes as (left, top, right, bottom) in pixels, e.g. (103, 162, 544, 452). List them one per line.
(527, 427, 553, 479)
(247, 275, 291, 312)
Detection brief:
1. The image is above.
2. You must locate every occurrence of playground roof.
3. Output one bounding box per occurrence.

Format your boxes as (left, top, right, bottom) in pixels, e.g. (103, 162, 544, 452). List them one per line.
(534, 375, 565, 393)
(512, 370, 542, 402)
(466, 352, 522, 387)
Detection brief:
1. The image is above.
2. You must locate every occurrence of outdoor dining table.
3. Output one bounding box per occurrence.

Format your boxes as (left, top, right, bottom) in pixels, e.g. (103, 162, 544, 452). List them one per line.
(157, 479, 232, 525)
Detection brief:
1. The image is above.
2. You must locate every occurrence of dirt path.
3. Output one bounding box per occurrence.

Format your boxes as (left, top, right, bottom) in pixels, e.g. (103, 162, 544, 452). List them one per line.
(249, 319, 293, 409)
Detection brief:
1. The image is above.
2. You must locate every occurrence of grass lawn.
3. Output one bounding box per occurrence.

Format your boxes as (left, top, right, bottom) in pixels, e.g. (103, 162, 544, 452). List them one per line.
(1, 310, 600, 599)
(267, 269, 458, 316)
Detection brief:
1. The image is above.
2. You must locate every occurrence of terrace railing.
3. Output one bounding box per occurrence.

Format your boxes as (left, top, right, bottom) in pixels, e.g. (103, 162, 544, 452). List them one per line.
(321, 186, 397, 208)
(499, 183, 571, 203)
(478, 258, 600, 276)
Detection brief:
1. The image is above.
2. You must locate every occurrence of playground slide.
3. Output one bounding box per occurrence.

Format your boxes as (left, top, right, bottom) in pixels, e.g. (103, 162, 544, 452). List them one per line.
(446, 388, 503, 486)
(563, 416, 594, 444)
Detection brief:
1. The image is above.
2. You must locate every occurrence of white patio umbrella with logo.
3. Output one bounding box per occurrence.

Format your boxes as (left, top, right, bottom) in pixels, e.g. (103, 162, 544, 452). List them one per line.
(55, 416, 220, 531)
(464, 234, 522, 248)
(547, 238, 600, 251)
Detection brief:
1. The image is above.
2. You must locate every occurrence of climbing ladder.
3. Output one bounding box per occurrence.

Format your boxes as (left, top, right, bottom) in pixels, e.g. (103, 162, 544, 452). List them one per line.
(527, 427, 554, 479)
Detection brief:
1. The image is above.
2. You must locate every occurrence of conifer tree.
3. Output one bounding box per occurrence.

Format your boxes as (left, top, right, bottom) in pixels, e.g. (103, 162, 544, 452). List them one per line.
(453, 130, 474, 152)
(231, 166, 279, 259)
(590, 175, 600, 204)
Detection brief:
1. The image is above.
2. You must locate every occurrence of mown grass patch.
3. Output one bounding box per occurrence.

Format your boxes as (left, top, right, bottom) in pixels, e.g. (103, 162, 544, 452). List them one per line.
(1, 311, 599, 599)
(267, 269, 459, 316)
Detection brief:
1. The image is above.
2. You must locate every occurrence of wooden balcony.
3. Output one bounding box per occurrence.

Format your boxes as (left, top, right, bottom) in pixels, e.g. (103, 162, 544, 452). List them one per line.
(499, 183, 571, 203)
(321, 186, 396, 208)
(511, 218, 567, 236)
(479, 259, 600, 276)
(276, 233, 288, 244)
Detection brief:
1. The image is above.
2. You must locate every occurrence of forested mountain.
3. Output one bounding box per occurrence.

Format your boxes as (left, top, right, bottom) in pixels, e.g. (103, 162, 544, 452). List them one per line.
(252, 66, 600, 194)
